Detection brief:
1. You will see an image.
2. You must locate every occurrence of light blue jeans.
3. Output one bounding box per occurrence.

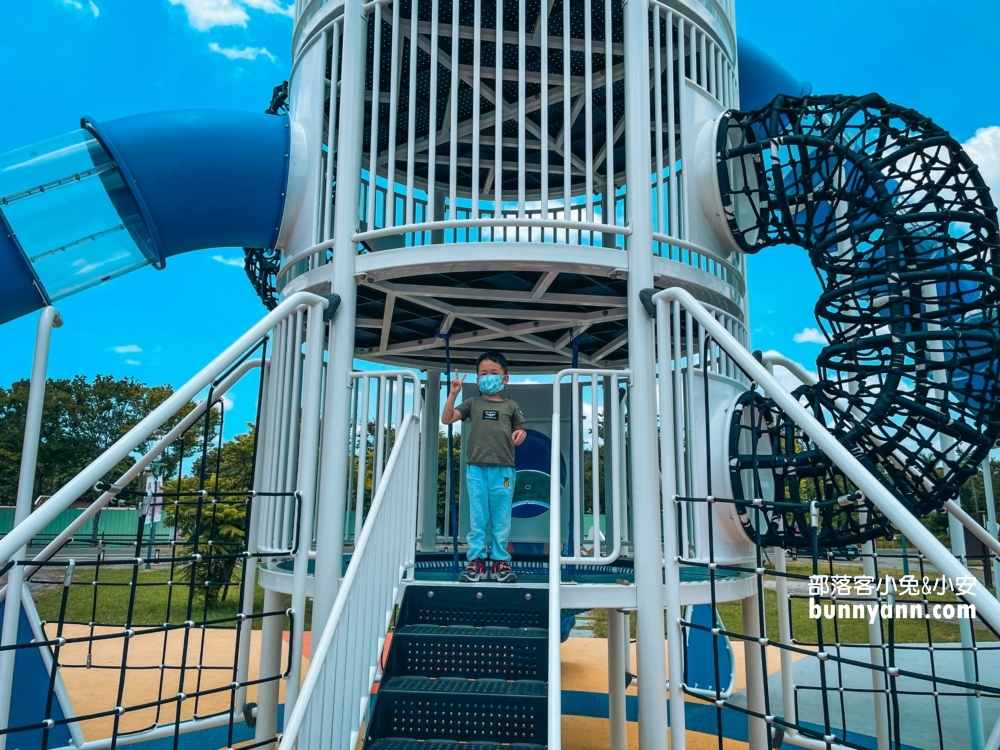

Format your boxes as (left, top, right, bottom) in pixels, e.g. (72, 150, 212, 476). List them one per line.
(465, 464, 514, 562)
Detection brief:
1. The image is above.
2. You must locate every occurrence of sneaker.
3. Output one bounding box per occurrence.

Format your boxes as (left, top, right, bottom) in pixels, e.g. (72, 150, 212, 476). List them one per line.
(460, 558, 487, 582)
(492, 560, 517, 583)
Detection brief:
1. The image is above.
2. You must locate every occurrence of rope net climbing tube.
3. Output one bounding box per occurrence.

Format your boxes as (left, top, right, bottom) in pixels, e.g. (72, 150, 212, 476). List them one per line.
(717, 93, 1000, 549)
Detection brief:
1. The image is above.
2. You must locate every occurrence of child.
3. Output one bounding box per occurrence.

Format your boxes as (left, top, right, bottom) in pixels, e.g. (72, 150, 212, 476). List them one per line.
(442, 351, 526, 583)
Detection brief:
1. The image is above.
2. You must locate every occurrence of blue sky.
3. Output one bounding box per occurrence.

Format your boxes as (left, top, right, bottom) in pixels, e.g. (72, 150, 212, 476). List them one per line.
(0, 0, 998, 433)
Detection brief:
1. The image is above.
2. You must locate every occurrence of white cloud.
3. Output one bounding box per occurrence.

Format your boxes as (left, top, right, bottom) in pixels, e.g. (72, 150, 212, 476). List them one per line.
(113, 344, 142, 354)
(793, 327, 826, 345)
(212, 253, 247, 267)
(218, 394, 235, 411)
(963, 126, 1000, 197)
(61, 0, 83, 8)
(125, 359, 141, 366)
(168, 0, 292, 31)
(89, 1, 100, 17)
(208, 42, 276, 62)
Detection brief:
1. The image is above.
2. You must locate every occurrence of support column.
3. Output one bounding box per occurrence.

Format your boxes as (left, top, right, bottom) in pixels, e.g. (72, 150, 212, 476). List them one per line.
(418, 371, 442, 552)
(982, 458, 1000, 598)
(607, 608, 628, 750)
(742, 592, 768, 750)
(254, 588, 287, 748)
(948, 511, 986, 750)
(622, 0, 667, 746)
(312, 0, 367, 630)
(0, 306, 60, 750)
(860, 516, 890, 750)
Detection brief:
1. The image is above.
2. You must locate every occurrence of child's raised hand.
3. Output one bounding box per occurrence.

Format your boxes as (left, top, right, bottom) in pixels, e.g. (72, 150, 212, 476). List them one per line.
(449, 372, 466, 397)
(511, 428, 527, 446)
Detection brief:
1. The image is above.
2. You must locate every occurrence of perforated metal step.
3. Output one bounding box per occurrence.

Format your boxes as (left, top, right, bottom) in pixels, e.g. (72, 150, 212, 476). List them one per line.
(363, 584, 550, 749)
(398, 584, 548, 629)
(367, 740, 546, 750)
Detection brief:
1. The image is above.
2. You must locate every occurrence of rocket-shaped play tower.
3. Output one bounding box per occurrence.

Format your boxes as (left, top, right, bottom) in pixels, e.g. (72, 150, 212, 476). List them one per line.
(1, 1, 999, 749)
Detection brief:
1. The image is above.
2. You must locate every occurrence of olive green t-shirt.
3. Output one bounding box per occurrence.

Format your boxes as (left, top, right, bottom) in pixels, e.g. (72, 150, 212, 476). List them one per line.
(456, 395, 525, 467)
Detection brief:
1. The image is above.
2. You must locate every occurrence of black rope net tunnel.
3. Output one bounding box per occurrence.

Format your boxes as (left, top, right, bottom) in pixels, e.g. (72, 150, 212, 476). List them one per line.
(719, 93, 1000, 549)
(0, 341, 292, 750)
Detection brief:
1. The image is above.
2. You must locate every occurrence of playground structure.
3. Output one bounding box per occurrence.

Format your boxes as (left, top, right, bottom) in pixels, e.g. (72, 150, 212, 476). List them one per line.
(1, 1, 1000, 749)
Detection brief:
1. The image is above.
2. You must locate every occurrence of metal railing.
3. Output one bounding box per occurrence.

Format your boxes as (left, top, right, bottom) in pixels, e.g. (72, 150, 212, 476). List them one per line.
(653, 286, 1000, 749)
(277, 411, 421, 750)
(346, 370, 423, 543)
(547, 368, 629, 749)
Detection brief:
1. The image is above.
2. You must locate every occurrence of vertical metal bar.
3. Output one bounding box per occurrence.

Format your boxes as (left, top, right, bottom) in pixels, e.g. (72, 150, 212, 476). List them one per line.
(323, 28, 340, 241)
(368, 9, 383, 230)
(666, 11, 677, 240)
(540, 0, 548, 219)
(677, 16, 689, 239)
(583, 0, 594, 222)
(472, 0, 482, 220)
(311, 0, 366, 627)
(427, 0, 440, 230)
(547, 378, 563, 749)
(984, 459, 1000, 598)
(590, 374, 601, 555)
(562, 0, 571, 229)
(254, 587, 286, 746)
(742, 591, 769, 750)
(607, 608, 627, 750)
(374, 376, 389, 489)
(0, 307, 59, 750)
(495, 0, 504, 217)
(571, 372, 582, 556)
(656, 298, 685, 750)
(386, 0, 402, 229)
(622, 0, 668, 741)
(517, 0, 526, 219)
(355, 376, 372, 536)
(405, 0, 419, 225)
(419, 371, 442, 551)
(652, 6, 664, 241)
(285, 303, 327, 714)
(603, 0, 614, 229)
(699, 29, 707, 90)
(449, 0, 460, 218)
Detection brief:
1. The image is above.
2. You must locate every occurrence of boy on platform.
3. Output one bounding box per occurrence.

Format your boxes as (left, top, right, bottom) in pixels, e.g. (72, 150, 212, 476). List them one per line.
(441, 351, 526, 583)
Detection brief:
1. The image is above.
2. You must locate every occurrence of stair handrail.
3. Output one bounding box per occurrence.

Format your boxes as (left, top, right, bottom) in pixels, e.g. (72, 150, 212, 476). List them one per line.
(546, 368, 630, 749)
(761, 351, 1000, 565)
(0, 292, 331, 568)
(653, 287, 1000, 633)
(0, 358, 263, 591)
(278, 410, 421, 750)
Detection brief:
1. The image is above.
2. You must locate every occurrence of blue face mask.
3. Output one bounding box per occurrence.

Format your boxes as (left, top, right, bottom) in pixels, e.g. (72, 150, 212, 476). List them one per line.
(478, 374, 504, 395)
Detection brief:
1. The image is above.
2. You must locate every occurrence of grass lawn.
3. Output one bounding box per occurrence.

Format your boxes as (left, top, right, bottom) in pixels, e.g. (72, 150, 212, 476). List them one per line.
(32, 564, 307, 631)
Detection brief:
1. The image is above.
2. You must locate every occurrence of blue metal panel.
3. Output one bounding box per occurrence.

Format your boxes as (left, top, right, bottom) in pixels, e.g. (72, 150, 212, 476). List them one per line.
(82, 110, 290, 264)
(0, 213, 46, 323)
(736, 37, 812, 111)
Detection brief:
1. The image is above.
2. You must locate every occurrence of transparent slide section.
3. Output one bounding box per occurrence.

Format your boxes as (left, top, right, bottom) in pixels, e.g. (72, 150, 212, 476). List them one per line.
(0, 130, 158, 303)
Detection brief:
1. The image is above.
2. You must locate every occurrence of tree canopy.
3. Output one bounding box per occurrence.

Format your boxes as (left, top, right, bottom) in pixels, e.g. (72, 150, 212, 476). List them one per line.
(0, 375, 218, 506)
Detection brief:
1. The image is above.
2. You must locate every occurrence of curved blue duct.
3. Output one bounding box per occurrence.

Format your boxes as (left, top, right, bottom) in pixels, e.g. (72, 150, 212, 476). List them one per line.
(736, 36, 812, 110)
(0, 110, 289, 324)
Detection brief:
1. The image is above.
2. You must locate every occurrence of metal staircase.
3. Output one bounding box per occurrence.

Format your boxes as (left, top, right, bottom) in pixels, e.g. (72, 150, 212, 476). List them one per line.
(363, 583, 549, 749)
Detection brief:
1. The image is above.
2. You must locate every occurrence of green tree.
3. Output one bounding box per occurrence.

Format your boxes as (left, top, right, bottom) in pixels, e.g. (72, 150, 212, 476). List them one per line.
(165, 424, 256, 605)
(0, 375, 217, 506)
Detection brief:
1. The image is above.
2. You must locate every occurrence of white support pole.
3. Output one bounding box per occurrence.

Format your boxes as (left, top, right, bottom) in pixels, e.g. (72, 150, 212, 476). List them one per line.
(742, 592, 768, 750)
(418, 370, 442, 551)
(0, 306, 60, 750)
(622, 0, 668, 746)
(982, 458, 1000, 598)
(948, 510, 986, 750)
(284, 303, 328, 714)
(311, 0, 367, 631)
(254, 587, 287, 749)
(607, 608, 628, 750)
(860, 529, 890, 750)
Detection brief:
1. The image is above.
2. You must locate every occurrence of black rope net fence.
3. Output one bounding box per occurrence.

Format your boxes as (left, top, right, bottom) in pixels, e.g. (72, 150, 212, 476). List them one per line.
(0, 339, 293, 750)
(667, 309, 1000, 750)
